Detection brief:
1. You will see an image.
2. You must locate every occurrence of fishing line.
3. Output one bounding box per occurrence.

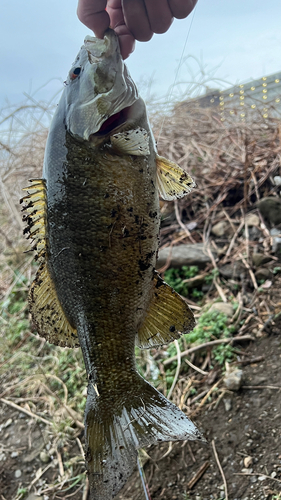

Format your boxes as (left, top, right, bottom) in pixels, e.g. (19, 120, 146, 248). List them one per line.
(157, 3, 198, 144)
(137, 454, 151, 500)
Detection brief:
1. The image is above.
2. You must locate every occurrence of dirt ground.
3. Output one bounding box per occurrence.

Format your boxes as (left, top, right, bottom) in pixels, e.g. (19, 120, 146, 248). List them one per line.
(1, 331, 281, 500)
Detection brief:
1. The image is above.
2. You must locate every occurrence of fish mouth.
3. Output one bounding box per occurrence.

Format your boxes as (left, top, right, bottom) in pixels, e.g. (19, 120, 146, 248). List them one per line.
(93, 106, 131, 136)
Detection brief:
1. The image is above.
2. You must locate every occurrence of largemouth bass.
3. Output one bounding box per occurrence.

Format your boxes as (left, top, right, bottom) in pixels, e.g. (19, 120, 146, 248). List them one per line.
(21, 30, 204, 499)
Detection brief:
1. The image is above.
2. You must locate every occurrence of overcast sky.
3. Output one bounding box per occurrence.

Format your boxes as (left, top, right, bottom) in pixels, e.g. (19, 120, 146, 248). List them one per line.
(1, 0, 281, 108)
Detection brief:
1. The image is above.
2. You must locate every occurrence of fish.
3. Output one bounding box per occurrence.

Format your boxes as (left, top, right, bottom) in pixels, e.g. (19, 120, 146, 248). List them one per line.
(21, 29, 204, 500)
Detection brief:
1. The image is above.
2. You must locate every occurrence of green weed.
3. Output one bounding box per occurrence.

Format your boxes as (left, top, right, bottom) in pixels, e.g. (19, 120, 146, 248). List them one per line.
(164, 265, 199, 296)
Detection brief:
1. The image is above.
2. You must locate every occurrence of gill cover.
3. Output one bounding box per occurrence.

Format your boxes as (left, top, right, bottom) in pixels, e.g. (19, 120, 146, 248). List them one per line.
(63, 29, 138, 140)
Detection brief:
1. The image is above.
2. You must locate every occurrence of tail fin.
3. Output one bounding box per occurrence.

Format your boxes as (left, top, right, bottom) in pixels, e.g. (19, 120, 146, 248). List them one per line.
(84, 372, 204, 499)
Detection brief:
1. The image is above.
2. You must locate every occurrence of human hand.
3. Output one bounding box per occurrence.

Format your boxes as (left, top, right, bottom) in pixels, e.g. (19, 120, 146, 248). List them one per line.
(77, 0, 198, 59)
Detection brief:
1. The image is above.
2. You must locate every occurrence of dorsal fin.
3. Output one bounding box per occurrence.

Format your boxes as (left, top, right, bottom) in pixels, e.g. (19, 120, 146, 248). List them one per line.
(21, 179, 79, 348)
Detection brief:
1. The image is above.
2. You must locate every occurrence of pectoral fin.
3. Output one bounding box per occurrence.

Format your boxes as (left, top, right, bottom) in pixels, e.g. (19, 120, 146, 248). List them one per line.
(156, 155, 196, 200)
(136, 271, 195, 348)
(110, 127, 150, 156)
(21, 179, 79, 348)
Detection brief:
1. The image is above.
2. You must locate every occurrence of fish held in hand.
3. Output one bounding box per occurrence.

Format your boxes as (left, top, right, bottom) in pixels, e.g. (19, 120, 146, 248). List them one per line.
(21, 29, 203, 499)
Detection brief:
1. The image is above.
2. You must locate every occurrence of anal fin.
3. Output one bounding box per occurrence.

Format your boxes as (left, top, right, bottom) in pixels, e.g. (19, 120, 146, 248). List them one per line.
(136, 271, 195, 348)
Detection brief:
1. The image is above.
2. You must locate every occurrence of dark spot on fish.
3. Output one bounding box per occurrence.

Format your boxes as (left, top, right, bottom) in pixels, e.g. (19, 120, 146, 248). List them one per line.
(138, 259, 150, 271)
(111, 209, 117, 217)
(169, 325, 176, 332)
(104, 193, 109, 198)
(127, 207, 133, 212)
(135, 280, 139, 284)
(122, 228, 129, 237)
(134, 215, 139, 224)
(149, 211, 157, 218)
(140, 235, 147, 240)
(85, 447, 92, 462)
(146, 251, 154, 260)
(155, 276, 164, 289)
(139, 168, 143, 173)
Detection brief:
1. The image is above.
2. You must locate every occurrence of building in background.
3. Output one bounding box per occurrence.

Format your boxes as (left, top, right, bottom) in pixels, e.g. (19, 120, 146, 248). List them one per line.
(181, 71, 281, 122)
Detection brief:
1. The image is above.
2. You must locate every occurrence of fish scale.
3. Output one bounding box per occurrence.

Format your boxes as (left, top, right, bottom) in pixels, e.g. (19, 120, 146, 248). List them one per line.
(21, 29, 204, 500)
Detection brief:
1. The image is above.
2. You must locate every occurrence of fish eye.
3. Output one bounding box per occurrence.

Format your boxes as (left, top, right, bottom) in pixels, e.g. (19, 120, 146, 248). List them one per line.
(69, 67, 81, 80)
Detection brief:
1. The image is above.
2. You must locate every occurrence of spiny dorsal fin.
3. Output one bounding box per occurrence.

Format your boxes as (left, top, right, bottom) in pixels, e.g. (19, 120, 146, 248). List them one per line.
(21, 179, 79, 348)
(110, 127, 150, 156)
(156, 155, 196, 200)
(136, 271, 195, 348)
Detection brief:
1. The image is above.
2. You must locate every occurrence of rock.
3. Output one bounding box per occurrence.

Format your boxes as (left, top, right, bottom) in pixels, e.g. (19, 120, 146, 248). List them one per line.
(40, 451, 51, 463)
(11, 451, 19, 458)
(26, 494, 43, 500)
(211, 221, 233, 237)
(4, 418, 12, 428)
(270, 228, 281, 254)
(248, 226, 261, 241)
(255, 267, 272, 281)
(15, 469, 22, 478)
(223, 398, 232, 411)
(224, 368, 243, 391)
(257, 197, 281, 227)
(252, 253, 272, 267)
(251, 375, 267, 385)
(209, 302, 234, 318)
(156, 243, 214, 269)
(273, 176, 281, 186)
(219, 261, 246, 279)
(244, 456, 253, 468)
(245, 213, 260, 227)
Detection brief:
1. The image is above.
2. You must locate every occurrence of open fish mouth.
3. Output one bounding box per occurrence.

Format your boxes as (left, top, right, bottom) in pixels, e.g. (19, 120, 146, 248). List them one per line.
(93, 106, 131, 136)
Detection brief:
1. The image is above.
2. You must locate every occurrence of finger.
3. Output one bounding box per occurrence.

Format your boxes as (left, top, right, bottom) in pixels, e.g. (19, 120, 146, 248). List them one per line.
(107, 0, 135, 59)
(107, 0, 125, 30)
(77, 0, 110, 38)
(122, 0, 153, 41)
(168, 0, 197, 19)
(114, 24, 136, 59)
(144, 0, 173, 34)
